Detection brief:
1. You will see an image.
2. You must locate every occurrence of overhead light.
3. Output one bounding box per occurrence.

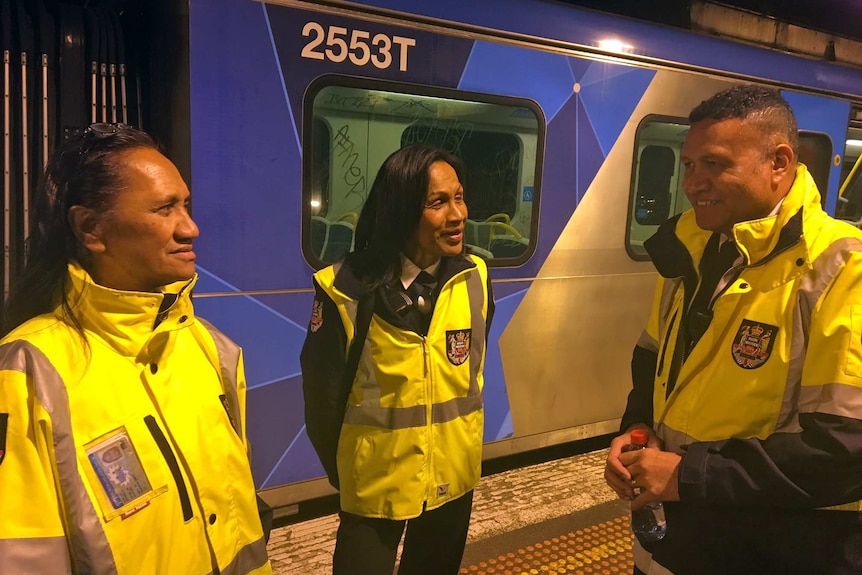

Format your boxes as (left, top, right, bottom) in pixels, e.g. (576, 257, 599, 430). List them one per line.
(310, 199, 321, 208)
(597, 39, 633, 54)
(847, 139, 862, 148)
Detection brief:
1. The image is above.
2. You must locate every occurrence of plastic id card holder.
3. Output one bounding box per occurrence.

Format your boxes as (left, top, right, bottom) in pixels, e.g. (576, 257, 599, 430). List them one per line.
(85, 427, 165, 521)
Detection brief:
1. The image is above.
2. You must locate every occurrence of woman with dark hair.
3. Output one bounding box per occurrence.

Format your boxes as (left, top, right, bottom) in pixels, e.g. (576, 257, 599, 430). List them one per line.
(0, 124, 271, 575)
(301, 144, 494, 574)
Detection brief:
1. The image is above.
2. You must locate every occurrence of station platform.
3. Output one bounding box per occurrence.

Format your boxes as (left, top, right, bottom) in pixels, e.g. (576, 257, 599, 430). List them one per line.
(265, 448, 635, 574)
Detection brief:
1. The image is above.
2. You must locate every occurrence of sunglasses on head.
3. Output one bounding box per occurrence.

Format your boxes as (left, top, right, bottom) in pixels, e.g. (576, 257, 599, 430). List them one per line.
(84, 123, 132, 137)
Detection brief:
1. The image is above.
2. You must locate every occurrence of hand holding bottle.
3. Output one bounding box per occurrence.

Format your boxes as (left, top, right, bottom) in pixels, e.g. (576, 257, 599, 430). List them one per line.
(619, 442, 682, 510)
(623, 429, 668, 542)
(604, 425, 660, 500)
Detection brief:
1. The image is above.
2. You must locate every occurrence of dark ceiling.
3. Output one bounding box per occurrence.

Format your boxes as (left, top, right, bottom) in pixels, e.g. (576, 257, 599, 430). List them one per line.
(560, 0, 862, 42)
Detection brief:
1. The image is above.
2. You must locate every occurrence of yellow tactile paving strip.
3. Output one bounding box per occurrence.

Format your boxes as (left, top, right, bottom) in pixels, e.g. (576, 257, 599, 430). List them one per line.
(459, 515, 634, 575)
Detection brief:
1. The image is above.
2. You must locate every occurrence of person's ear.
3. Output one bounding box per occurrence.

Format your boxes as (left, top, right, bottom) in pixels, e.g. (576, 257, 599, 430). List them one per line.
(771, 143, 795, 184)
(68, 206, 107, 253)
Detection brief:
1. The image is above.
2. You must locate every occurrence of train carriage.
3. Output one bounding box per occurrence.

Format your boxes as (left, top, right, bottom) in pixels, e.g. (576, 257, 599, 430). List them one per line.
(183, 0, 862, 512)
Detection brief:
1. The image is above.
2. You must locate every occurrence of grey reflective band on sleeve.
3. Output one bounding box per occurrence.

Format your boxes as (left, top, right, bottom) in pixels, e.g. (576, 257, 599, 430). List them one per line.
(780, 237, 862, 428)
(198, 318, 244, 434)
(635, 330, 659, 353)
(657, 278, 680, 338)
(654, 423, 697, 455)
(216, 534, 269, 575)
(0, 340, 118, 574)
(343, 299, 358, 342)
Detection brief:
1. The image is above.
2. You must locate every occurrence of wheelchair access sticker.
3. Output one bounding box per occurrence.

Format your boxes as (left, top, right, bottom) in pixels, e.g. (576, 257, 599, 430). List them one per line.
(87, 430, 152, 510)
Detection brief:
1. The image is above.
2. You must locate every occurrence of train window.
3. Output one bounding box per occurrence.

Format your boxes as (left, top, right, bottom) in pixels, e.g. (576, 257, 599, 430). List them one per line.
(301, 75, 545, 269)
(797, 131, 832, 206)
(309, 118, 331, 218)
(836, 127, 862, 224)
(634, 146, 676, 225)
(627, 117, 689, 259)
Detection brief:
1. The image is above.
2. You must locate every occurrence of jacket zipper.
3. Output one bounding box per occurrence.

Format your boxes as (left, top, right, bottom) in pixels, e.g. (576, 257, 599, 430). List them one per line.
(422, 336, 434, 503)
(144, 415, 194, 521)
(665, 279, 695, 398)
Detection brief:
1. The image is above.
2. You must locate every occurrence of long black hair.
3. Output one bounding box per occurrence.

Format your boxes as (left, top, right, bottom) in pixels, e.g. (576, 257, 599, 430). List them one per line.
(2, 125, 159, 337)
(345, 145, 464, 288)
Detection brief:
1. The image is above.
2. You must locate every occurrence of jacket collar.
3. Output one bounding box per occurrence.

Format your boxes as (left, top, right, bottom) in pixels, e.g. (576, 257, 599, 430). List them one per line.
(333, 254, 477, 300)
(66, 262, 197, 357)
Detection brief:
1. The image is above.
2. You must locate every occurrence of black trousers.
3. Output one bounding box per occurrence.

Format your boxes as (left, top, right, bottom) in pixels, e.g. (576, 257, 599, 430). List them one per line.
(633, 502, 862, 575)
(333, 490, 474, 575)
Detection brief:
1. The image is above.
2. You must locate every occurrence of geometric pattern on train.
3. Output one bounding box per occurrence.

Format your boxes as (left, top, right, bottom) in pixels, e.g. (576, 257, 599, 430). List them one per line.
(192, 269, 320, 487)
(459, 41, 655, 438)
(459, 44, 655, 285)
(190, 2, 306, 295)
(190, 2, 315, 488)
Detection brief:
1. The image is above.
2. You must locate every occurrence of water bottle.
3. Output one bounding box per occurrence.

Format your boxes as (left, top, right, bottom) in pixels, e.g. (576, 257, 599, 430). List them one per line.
(624, 429, 667, 542)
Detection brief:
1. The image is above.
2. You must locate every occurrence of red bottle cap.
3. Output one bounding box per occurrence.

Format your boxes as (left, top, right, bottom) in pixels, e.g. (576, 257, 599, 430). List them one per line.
(630, 429, 649, 446)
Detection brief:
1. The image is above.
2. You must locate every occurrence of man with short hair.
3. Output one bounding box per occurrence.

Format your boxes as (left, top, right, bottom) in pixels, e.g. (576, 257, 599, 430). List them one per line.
(605, 84, 862, 574)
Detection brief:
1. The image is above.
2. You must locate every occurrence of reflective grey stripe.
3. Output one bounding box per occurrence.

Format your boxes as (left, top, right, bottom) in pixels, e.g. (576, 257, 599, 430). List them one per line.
(341, 295, 405, 426)
(636, 330, 658, 353)
(198, 318, 243, 431)
(0, 340, 118, 574)
(657, 278, 680, 339)
(343, 403, 426, 428)
(217, 535, 269, 575)
(790, 238, 862, 420)
(798, 383, 862, 418)
(342, 265, 487, 430)
(0, 537, 72, 575)
(433, 268, 485, 424)
(343, 299, 357, 341)
(655, 422, 696, 455)
(778, 294, 806, 433)
(431, 390, 483, 424)
(354, 338, 380, 404)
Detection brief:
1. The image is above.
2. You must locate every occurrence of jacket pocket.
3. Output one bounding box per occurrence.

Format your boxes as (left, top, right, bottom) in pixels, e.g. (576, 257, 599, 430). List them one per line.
(144, 415, 194, 522)
(80, 420, 169, 522)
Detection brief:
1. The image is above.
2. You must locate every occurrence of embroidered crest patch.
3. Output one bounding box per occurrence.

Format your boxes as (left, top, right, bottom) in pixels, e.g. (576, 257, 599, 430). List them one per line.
(731, 320, 778, 369)
(0, 413, 7, 466)
(446, 329, 471, 366)
(309, 299, 324, 333)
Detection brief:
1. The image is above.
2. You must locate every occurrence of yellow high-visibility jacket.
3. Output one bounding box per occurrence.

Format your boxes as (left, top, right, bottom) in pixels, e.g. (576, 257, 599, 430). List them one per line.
(302, 254, 492, 520)
(0, 263, 271, 575)
(627, 164, 862, 511)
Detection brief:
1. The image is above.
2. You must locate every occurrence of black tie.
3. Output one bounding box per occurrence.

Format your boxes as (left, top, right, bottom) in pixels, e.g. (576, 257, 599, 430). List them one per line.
(688, 237, 739, 350)
(407, 271, 437, 315)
